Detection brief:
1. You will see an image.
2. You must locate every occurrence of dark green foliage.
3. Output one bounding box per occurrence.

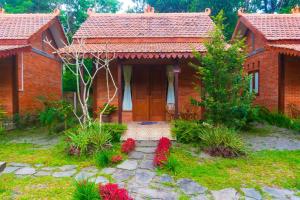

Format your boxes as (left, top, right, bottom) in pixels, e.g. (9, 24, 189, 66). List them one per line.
(254, 107, 300, 131)
(95, 150, 112, 168)
(98, 103, 117, 115)
(101, 123, 127, 143)
(73, 181, 100, 200)
(191, 11, 253, 129)
(13, 113, 39, 129)
(171, 120, 204, 143)
(164, 155, 179, 173)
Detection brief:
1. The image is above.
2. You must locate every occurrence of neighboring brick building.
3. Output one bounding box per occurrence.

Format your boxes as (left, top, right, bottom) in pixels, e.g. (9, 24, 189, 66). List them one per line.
(64, 6, 214, 123)
(232, 7, 300, 116)
(0, 8, 66, 116)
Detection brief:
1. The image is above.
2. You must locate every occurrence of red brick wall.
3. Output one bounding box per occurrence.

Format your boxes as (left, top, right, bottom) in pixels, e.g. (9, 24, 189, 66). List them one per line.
(93, 59, 201, 122)
(17, 51, 62, 115)
(0, 57, 14, 115)
(284, 56, 300, 114)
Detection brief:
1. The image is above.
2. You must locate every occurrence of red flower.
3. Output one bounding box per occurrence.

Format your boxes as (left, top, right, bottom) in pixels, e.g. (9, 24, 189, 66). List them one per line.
(153, 137, 172, 167)
(111, 155, 123, 163)
(99, 183, 133, 200)
(121, 138, 136, 154)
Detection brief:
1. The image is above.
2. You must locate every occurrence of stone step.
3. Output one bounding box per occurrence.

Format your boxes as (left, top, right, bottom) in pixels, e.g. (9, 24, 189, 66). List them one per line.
(136, 140, 158, 147)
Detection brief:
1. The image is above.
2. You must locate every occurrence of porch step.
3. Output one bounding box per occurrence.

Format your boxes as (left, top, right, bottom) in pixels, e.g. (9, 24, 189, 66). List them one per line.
(136, 140, 158, 147)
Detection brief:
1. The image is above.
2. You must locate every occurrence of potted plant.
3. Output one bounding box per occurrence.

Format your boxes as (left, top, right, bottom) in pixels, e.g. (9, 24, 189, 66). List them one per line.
(98, 103, 117, 122)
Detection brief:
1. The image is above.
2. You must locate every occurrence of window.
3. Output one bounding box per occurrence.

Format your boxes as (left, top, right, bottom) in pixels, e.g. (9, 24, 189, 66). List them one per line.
(249, 71, 259, 95)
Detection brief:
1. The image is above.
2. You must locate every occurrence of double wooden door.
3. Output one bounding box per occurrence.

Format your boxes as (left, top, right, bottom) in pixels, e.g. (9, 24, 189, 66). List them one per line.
(132, 65, 166, 121)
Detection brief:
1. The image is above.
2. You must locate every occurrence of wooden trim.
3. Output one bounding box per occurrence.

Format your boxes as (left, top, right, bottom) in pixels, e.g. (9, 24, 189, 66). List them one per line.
(12, 55, 19, 114)
(278, 54, 285, 113)
(118, 61, 123, 123)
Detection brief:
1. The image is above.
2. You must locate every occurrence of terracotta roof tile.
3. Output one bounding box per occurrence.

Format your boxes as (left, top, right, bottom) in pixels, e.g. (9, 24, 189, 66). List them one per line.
(268, 44, 300, 56)
(241, 13, 300, 40)
(73, 13, 214, 39)
(58, 42, 205, 59)
(0, 13, 57, 39)
(0, 45, 31, 58)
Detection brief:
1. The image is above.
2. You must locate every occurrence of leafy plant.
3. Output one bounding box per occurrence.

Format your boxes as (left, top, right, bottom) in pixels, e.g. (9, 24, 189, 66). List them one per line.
(164, 155, 179, 173)
(98, 103, 117, 115)
(101, 123, 127, 143)
(171, 120, 204, 143)
(99, 183, 133, 200)
(95, 150, 112, 168)
(73, 181, 100, 200)
(191, 11, 253, 129)
(199, 126, 248, 157)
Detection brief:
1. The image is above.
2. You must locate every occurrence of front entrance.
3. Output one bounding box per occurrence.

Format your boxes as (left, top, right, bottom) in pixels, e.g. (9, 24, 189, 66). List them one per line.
(132, 65, 166, 121)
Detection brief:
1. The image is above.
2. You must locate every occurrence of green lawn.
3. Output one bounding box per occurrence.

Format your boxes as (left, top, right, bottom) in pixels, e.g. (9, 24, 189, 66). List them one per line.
(159, 145, 300, 191)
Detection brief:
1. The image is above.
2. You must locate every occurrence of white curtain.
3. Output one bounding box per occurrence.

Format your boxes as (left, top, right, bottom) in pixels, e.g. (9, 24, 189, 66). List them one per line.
(167, 65, 175, 104)
(122, 65, 132, 111)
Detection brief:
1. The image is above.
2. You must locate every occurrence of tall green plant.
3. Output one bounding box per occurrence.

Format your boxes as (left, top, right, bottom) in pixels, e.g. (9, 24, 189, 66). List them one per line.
(191, 11, 253, 129)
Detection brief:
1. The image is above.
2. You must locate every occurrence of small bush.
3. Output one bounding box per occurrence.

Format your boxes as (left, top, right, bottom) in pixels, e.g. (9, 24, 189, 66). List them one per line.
(164, 155, 179, 173)
(101, 123, 127, 143)
(171, 120, 204, 143)
(73, 181, 100, 200)
(99, 183, 133, 200)
(95, 151, 112, 168)
(200, 126, 247, 157)
(121, 138, 136, 154)
(111, 155, 123, 164)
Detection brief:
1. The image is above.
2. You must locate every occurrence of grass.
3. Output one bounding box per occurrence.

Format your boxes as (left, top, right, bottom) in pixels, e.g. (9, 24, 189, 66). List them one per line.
(0, 174, 74, 199)
(158, 146, 300, 191)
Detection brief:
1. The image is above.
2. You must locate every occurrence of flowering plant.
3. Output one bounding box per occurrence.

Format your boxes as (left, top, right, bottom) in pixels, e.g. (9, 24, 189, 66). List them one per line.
(121, 138, 136, 154)
(153, 137, 172, 167)
(99, 183, 133, 200)
(111, 155, 123, 163)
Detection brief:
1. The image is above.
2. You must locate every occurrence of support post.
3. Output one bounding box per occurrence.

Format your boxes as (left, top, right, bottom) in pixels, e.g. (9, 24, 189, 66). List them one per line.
(174, 61, 180, 119)
(278, 54, 285, 113)
(118, 61, 123, 124)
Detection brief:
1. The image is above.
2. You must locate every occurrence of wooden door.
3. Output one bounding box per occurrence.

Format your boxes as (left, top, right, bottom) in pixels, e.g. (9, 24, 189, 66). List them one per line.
(150, 66, 166, 121)
(132, 65, 166, 121)
(132, 66, 150, 121)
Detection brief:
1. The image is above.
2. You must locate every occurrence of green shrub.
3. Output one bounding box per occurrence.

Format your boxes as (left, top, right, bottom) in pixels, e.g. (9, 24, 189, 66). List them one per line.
(255, 107, 300, 131)
(101, 123, 127, 143)
(171, 120, 204, 143)
(95, 150, 112, 168)
(164, 155, 179, 174)
(73, 181, 100, 200)
(200, 126, 247, 157)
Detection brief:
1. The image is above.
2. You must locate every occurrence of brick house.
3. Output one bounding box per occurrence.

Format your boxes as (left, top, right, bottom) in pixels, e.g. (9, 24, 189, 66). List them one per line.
(0, 8, 66, 116)
(66, 7, 214, 123)
(232, 7, 300, 116)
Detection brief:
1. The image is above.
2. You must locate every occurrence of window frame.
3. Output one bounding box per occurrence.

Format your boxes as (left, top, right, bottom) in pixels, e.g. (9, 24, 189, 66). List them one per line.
(248, 70, 259, 96)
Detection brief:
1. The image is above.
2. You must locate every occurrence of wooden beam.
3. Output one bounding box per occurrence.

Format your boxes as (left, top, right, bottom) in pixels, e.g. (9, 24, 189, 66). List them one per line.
(118, 61, 123, 124)
(174, 61, 180, 119)
(278, 54, 285, 113)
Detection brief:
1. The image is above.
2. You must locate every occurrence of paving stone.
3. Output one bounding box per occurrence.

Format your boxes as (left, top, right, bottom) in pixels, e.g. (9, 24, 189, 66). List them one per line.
(263, 187, 296, 199)
(211, 188, 240, 200)
(9, 162, 30, 167)
(139, 160, 154, 170)
(112, 169, 134, 182)
(93, 176, 109, 184)
(34, 171, 52, 176)
(134, 169, 156, 184)
(241, 188, 262, 200)
(75, 171, 96, 181)
(41, 167, 57, 171)
(81, 166, 98, 173)
(144, 154, 155, 160)
(2, 166, 19, 174)
(136, 140, 158, 147)
(34, 164, 44, 168)
(177, 178, 207, 195)
(190, 194, 208, 200)
(117, 160, 138, 170)
(0, 162, 6, 172)
(101, 167, 116, 175)
(59, 165, 77, 171)
(128, 151, 144, 159)
(52, 170, 77, 178)
(135, 147, 156, 153)
(159, 174, 174, 183)
(133, 187, 178, 199)
(15, 167, 36, 175)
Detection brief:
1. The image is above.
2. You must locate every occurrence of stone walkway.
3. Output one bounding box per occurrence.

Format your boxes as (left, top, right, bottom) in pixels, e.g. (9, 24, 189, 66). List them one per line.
(1, 140, 300, 199)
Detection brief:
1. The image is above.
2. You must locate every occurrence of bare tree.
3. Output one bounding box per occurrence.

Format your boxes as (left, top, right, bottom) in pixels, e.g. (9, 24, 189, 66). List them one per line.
(45, 38, 117, 128)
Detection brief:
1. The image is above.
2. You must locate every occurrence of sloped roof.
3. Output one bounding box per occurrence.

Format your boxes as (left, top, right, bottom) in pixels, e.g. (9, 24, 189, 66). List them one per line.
(73, 12, 214, 39)
(0, 13, 58, 40)
(268, 44, 300, 56)
(237, 13, 300, 41)
(0, 45, 30, 58)
(58, 42, 205, 59)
